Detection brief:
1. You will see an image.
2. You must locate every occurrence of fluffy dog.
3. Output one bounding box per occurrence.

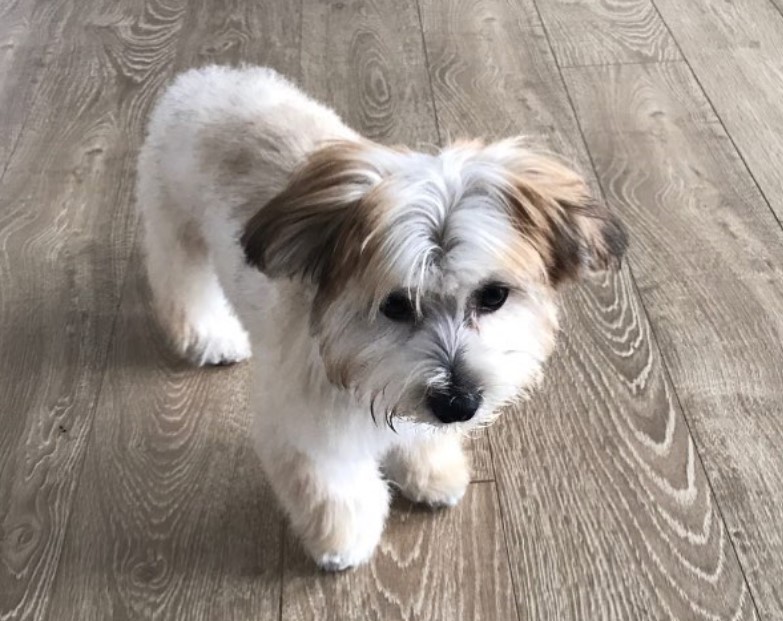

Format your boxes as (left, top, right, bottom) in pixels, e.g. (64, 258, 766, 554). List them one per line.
(136, 65, 627, 571)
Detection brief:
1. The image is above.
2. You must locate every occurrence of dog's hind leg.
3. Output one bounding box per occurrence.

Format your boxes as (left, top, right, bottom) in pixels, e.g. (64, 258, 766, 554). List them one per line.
(137, 179, 251, 367)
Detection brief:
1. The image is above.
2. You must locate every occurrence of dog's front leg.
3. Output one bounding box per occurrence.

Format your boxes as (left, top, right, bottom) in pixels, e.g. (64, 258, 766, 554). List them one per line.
(384, 431, 471, 508)
(261, 445, 390, 571)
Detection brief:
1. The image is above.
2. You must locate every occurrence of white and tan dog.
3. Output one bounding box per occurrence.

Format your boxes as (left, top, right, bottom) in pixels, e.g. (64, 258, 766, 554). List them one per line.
(136, 65, 627, 571)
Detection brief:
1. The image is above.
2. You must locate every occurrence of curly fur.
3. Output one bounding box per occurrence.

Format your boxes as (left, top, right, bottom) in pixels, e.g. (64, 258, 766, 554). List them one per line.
(136, 65, 627, 570)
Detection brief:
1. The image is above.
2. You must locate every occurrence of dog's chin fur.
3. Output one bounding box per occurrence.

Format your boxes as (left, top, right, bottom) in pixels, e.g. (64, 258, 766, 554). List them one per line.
(136, 65, 627, 571)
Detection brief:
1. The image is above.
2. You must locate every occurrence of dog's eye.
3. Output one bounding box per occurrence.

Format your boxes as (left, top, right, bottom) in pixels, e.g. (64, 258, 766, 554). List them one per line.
(476, 284, 509, 313)
(380, 292, 415, 322)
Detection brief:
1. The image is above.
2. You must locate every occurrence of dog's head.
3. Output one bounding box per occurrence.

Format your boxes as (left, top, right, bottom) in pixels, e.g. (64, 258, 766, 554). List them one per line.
(242, 138, 627, 428)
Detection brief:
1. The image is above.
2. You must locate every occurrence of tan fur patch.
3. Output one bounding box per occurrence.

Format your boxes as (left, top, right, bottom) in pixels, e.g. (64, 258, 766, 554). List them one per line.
(222, 147, 255, 177)
(322, 352, 357, 389)
(500, 150, 627, 285)
(150, 219, 207, 353)
(197, 118, 299, 197)
(152, 296, 191, 355)
(176, 219, 208, 259)
(241, 141, 404, 305)
(384, 432, 470, 506)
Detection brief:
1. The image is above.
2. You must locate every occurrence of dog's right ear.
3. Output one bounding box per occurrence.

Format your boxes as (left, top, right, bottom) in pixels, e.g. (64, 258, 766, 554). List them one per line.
(241, 141, 386, 286)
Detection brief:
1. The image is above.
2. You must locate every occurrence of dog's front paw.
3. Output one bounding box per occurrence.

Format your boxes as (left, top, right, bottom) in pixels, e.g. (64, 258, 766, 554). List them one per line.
(313, 541, 376, 573)
(179, 313, 252, 367)
(386, 434, 470, 508)
(301, 495, 388, 572)
(262, 449, 390, 572)
(397, 459, 470, 508)
(283, 469, 390, 572)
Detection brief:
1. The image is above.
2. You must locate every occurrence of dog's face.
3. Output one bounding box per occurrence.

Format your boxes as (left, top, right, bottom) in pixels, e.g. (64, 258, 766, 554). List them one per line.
(242, 138, 627, 428)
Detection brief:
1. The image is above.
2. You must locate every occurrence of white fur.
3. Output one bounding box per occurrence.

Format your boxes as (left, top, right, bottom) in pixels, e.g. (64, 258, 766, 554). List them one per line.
(136, 65, 582, 571)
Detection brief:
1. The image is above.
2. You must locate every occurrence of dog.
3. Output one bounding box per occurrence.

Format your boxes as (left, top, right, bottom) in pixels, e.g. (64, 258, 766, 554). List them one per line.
(136, 65, 627, 571)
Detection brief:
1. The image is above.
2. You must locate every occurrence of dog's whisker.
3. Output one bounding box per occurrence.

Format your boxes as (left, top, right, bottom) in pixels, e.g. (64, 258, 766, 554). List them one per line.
(385, 407, 398, 433)
(369, 393, 379, 426)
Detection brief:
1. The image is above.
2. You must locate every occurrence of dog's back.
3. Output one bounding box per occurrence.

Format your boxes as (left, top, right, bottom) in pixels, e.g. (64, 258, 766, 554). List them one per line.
(139, 65, 356, 227)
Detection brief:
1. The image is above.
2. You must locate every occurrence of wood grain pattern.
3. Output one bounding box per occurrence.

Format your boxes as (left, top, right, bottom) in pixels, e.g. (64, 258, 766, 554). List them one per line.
(299, 0, 494, 482)
(283, 483, 517, 621)
(420, 0, 583, 155)
(301, 0, 439, 147)
(174, 0, 301, 77)
(419, 0, 758, 618)
(534, 0, 680, 67)
(41, 0, 303, 619)
(0, 0, 187, 618)
(564, 59, 783, 620)
(653, 0, 783, 223)
(0, 0, 53, 171)
(45, 260, 282, 621)
(495, 271, 757, 620)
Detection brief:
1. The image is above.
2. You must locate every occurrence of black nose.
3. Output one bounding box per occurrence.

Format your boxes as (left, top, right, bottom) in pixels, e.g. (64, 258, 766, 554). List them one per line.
(426, 389, 482, 424)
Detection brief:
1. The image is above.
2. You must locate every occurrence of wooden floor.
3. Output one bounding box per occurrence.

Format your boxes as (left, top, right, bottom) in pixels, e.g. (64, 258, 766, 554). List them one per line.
(2, 0, 783, 618)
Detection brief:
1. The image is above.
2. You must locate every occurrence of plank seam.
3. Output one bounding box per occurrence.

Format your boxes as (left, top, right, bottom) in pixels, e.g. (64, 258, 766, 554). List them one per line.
(558, 57, 685, 70)
(0, 35, 54, 184)
(0, 73, 39, 185)
(0, 112, 30, 184)
(484, 433, 524, 621)
(296, 0, 304, 84)
(278, 521, 285, 621)
(412, 0, 443, 146)
(764, 0, 783, 25)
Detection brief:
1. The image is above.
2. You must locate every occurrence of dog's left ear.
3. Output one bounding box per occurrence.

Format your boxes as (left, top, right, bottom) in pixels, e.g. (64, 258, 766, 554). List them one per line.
(240, 141, 387, 288)
(499, 145, 628, 285)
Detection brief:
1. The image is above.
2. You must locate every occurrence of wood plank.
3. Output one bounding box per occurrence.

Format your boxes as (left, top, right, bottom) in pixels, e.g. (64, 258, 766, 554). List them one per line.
(535, 0, 680, 67)
(299, 0, 494, 481)
(654, 0, 783, 223)
(564, 59, 783, 620)
(0, 1, 188, 619)
(419, 0, 758, 618)
(42, 0, 302, 618)
(284, 483, 516, 621)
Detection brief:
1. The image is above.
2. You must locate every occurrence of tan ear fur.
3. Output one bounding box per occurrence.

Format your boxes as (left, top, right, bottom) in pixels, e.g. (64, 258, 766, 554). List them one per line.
(241, 141, 386, 294)
(502, 151, 628, 285)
